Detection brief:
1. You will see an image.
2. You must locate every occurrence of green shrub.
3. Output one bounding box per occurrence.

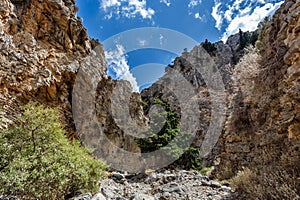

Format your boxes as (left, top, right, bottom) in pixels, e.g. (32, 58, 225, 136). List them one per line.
(0, 104, 108, 200)
(199, 166, 213, 176)
(136, 98, 203, 170)
(170, 145, 203, 170)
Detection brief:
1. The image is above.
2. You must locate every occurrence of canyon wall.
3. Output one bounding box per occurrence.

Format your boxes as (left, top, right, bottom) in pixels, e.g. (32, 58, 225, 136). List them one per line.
(213, 0, 300, 187)
(0, 0, 141, 154)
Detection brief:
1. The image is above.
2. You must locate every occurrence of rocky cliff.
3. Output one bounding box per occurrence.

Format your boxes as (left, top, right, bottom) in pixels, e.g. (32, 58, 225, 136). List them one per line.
(0, 0, 142, 164)
(0, 0, 100, 136)
(211, 0, 300, 198)
(215, 0, 300, 174)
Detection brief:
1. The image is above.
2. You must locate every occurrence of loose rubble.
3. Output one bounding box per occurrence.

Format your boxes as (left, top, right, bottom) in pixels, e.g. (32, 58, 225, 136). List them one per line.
(70, 169, 233, 200)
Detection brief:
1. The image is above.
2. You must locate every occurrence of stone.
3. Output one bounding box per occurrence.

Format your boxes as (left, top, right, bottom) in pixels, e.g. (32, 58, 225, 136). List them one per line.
(98, 170, 232, 200)
(162, 192, 170, 197)
(162, 182, 185, 194)
(201, 179, 211, 186)
(116, 197, 128, 200)
(220, 186, 232, 191)
(210, 180, 222, 188)
(91, 193, 106, 200)
(101, 187, 116, 198)
(112, 173, 125, 181)
(69, 193, 92, 200)
(131, 193, 155, 200)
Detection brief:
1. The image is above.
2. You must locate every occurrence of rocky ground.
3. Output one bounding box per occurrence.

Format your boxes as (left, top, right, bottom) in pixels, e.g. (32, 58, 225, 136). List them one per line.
(1, 169, 234, 200)
(69, 169, 233, 200)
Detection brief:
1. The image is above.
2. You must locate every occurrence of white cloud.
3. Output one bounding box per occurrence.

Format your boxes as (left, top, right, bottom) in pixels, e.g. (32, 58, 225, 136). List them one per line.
(232, 0, 243, 10)
(159, 34, 164, 46)
(211, 2, 223, 30)
(105, 44, 139, 92)
(255, 0, 266, 3)
(101, 0, 121, 11)
(239, 6, 252, 16)
(211, 0, 284, 42)
(137, 38, 148, 46)
(100, 0, 155, 20)
(160, 0, 171, 7)
(194, 12, 203, 21)
(188, 0, 202, 8)
(221, 1, 284, 42)
(224, 7, 233, 21)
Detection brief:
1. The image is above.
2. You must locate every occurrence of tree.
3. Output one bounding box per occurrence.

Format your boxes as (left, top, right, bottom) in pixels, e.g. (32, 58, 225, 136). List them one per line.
(136, 98, 203, 170)
(201, 39, 217, 56)
(136, 98, 179, 152)
(238, 29, 258, 51)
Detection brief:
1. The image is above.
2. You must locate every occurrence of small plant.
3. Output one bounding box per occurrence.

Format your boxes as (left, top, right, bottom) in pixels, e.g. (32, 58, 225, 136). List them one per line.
(135, 99, 148, 107)
(199, 166, 213, 176)
(0, 104, 108, 200)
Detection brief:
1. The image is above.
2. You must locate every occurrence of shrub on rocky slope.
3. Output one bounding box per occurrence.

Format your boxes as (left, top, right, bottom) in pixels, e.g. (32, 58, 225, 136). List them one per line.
(0, 104, 108, 200)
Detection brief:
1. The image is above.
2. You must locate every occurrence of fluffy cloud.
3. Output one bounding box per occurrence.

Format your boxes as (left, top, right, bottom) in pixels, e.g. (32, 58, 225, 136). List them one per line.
(211, 2, 222, 30)
(211, 0, 284, 42)
(221, 1, 283, 41)
(100, 0, 155, 20)
(194, 12, 203, 21)
(137, 38, 148, 47)
(188, 0, 205, 21)
(105, 44, 139, 92)
(160, 0, 171, 7)
(101, 0, 121, 11)
(188, 0, 202, 8)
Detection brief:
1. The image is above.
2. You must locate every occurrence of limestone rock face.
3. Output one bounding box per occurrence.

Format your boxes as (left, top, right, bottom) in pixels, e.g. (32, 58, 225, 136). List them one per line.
(0, 0, 105, 138)
(0, 0, 144, 159)
(95, 78, 144, 153)
(214, 0, 300, 184)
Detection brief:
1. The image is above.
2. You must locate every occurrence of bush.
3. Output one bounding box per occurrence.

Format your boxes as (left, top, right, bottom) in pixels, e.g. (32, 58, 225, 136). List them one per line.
(172, 146, 203, 170)
(0, 104, 108, 200)
(230, 167, 300, 200)
(136, 98, 203, 170)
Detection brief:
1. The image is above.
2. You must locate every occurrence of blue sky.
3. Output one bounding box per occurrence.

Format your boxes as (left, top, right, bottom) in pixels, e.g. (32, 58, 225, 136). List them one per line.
(76, 0, 283, 91)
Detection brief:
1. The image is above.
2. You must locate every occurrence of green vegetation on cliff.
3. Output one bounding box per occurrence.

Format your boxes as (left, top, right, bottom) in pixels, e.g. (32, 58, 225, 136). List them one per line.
(136, 98, 203, 170)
